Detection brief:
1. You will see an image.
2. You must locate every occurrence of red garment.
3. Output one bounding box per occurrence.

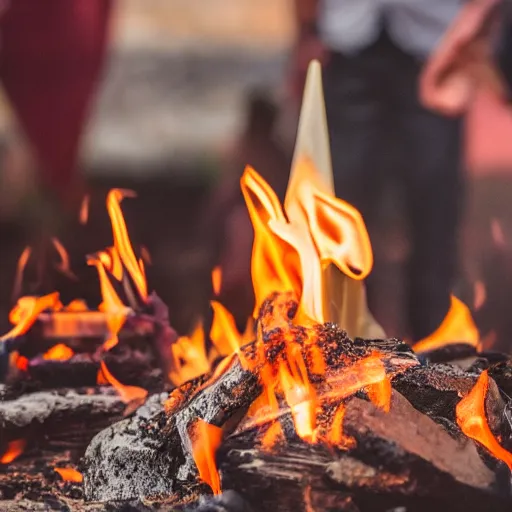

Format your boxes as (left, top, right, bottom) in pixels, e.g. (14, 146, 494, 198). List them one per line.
(0, 0, 113, 201)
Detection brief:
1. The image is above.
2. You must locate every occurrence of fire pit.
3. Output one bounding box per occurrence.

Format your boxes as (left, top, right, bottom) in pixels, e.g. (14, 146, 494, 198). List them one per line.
(1, 61, 512, 512)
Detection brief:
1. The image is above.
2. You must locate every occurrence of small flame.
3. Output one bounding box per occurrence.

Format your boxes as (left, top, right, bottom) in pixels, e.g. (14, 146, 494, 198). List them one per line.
(212, 266, 222, 296)
(366, 376, 392, 412)
(79, 194, 90, 225)
(51, 237, 77, 280)
(54, 467, 83, 482)
(327, 404, 356, 449)
(456, 370, 512, 470)
(87, 253, 130, 351)
(43, 343, 74, 361)
(14, 353, 29, 371)
(11, 246, 32, 302)
(106, 189, 147, 302)
(473, 280, 486, 311)
(413, 295, 479, 353)
(0, 439, 26, 464)
(278, 345, 317, 442)
(169, 321, 211, 386)
(210, 301, 244, 363)
(1, 292, 61, 342)
(98, 361, 148, 404)
(190, 419, 223, 495)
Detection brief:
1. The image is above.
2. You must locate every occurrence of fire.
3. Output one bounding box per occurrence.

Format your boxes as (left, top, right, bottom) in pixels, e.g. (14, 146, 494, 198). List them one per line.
(98, 361, 148, 404)
(190, 419, 223, 495)
(327, 404, 356, 449)
(0, 292, 61, 342)
(43, 343, 74, 361)
(168, 321, 211, 386)
(0, 439, 26, 464)
(456, 370, 512, 470)
(212, 266, 222, 296)
(11, 246, 32, 301)
(210, 301, 244, 360)
(412, 295, 479, 353)
(106, 189, 148, 302)
(54, 467, 83, 482)
(52, 237, 76, 280)
(79, 194, 90, 225)
(87, 252, 130, 351)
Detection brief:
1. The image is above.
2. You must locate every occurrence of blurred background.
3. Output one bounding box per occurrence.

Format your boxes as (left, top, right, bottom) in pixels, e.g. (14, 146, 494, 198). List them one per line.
(0, 0, 511, 346)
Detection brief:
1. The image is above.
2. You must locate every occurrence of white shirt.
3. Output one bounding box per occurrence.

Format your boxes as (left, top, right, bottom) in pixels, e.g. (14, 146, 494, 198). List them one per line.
(318, 0, 463, 57)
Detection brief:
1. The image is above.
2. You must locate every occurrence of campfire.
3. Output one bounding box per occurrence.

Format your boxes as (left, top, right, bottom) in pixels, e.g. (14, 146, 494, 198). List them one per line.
(1, 61, 512, 512)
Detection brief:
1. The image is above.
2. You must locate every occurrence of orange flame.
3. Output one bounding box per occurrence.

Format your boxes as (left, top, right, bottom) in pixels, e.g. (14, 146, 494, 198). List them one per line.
(43, 343, 74, 361)
(106, 189, 147, 302)
(98, 361, 148, 404)
(413, 295, 479, 354)
(87, 253, 130, 351)
(1, 292, 61, 342)
(169, 321, 211, 386)
(54, 467, 83, 482)
(456, 370, 512, 470)
(190, 419, 223, 495)
(79, 194, 90, 225)
(212, 266, 222, 296)
(52, 237, 77, 280)
(241, 159, 372, 324)
(473, 280, 486, 311)
(327, 404, 356, 449)
(0, 439, 26, 464)
(210, 301, 245, 364)
(11, 246, 32, 302)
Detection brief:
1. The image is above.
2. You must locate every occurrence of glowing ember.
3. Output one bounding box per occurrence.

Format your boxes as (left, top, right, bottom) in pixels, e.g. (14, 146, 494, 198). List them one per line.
(413, 295, 479, 353)
(1, 292, 61, 342)
(98, 361, 148, 404)
(0, 439, 26, 464)
(190, 419, 223, 495)
(212, 266, 222, 296)
(43, 343, 74, 361)
(106, 189, 148, 302)
(54, 467, 83, 482)
(456, 371, 512, 470)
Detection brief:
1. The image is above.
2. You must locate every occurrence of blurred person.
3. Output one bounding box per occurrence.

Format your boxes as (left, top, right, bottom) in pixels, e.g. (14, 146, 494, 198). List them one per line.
(289, 0, 503, 341)
(0, 0, 113, 219)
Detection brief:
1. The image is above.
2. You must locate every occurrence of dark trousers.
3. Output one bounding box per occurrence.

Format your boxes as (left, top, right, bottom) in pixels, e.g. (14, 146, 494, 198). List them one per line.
(323, 33, 463, 341)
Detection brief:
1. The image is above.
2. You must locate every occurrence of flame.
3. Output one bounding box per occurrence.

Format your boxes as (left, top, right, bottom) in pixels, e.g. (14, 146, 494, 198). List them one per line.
(210, 301, 245, 363)
(51, 237, 76, 279)
(190, 419, 223, 495)
(169, 321, 211, 386)
(278, 345, 317, 442)
(43, 343, 74, 361)
(11, 246, 32, 301)
(412, 295, 479, 354)
(0, 439, 26, 464)
(14, 354, 29, 371)
(64, 299, 89, 312)
(54, 467, 83, 482)
(327, 404, 356, 449)
(212, 266, 222, 296)
(1, 292, 61, 342)
(79, 194, 90, 225)
(241, 159, 372, 324)
(473, 280, 486, 311)
(87, 253, 130, 351)
(456, 371, 512, 470)
(366, 375, 392, 413)
(98, 361, 148, 404)
(106, 189, 147, 302)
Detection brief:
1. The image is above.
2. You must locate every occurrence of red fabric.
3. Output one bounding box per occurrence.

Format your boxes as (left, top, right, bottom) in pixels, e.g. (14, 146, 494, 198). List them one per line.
(0, 0, 113, 199)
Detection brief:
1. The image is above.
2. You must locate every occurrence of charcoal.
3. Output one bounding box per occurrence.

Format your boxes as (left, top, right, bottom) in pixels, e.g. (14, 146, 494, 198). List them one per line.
(83, 356, 260, 503)
(415, 343, 477, 365)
